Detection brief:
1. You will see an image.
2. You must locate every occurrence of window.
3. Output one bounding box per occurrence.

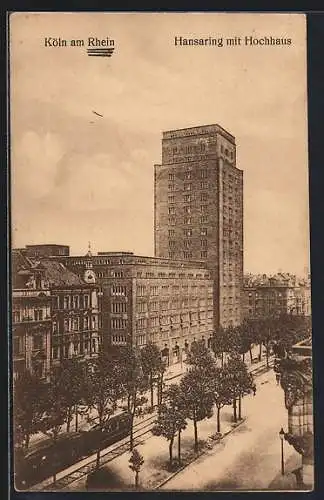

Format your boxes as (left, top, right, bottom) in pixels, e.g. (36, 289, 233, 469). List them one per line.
(201, 239, 207, 247)
(34, 309, 43, 321)
(168, 206, 175, 215)
(168, 229, 175, 237)
(137, 302, 147, 313)
(111, 318, 127, 329)
(200, 215, 208, 224)
(137, 285, 146, 296)
(184, 217, 192, 225)
(136, 318, 147, 329)
(184, 183, 192, 191)
(168, 217, 176, 225)
(161, 300, 169, 311)
(150, 286, 159, 296)
(168, 183, 175, 191)
(184, 228, 192, 236)
(150, 317, 159, 327)
(169, 240, 175, 248)
(72, 317, 79, 331)
(73, 295, 79, 309)
(185, 171, 192, 180)
(169, 252, 175, 259)
(111, 286, 127, 296)
(137, 334, 146, 346)
(168, 195, 175, 203)
(84, 316, 89, 330)
(184, 206, 191, 214)
(169, 173, 175, 181)
(84, 295, 90, 308)
(13, 311, 20, 323)
(111, 302, 127, 313)
(183, 240, 191, 248)
(200, 169, 207, 179)
(201, 228, 207, 236)
(200, 205, 207, 213)
(184, 194, 192, 203)
(183, 251, 192, 259)
(13, 336, 24, 355)
(201, 192, 208, 202)
(64, 296, 70, 309)
(33, 334, 43, 350)
(201, 181, 208, 189)
(112, 271, 123, 278)
(150, 301, 158, 311)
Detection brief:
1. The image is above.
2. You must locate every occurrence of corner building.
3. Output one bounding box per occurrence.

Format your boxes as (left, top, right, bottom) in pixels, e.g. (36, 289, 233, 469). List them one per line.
(60, 252, 214, 364)
(154, 124, 243, 328)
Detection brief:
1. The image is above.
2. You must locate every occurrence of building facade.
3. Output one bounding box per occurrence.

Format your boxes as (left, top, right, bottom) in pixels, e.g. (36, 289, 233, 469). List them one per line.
(12, 251, 52, 380)
(12, 249, 101, 379)
(243, 273, 311, 319)
(60, 252, 214, 364)
(154, 124, 243, 328)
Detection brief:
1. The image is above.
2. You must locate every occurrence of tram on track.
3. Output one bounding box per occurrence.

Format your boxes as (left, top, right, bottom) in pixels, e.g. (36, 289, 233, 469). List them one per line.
(15, 410, 131, 489)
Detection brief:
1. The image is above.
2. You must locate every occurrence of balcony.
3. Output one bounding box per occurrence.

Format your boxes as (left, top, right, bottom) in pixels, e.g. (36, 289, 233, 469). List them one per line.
(13, 289, 51, 298)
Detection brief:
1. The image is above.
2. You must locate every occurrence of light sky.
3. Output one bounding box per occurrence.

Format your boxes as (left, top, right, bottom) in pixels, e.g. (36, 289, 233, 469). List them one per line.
(10, 12, 310, 275)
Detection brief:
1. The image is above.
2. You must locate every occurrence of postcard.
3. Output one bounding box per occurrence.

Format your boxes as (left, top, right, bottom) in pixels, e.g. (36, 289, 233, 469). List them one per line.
(9, 12, 313, 492)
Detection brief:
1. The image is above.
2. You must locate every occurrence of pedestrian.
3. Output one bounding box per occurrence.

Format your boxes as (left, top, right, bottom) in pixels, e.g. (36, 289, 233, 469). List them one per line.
(252, 384, 256, 396)
(275, 373, 280, 385)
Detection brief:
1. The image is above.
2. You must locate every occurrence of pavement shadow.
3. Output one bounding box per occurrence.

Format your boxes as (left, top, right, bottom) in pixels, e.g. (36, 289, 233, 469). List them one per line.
(86, 467, 130, 491)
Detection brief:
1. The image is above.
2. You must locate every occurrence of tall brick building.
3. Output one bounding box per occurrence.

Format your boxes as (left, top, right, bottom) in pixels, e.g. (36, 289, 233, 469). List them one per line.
(154, 124, 243, 328)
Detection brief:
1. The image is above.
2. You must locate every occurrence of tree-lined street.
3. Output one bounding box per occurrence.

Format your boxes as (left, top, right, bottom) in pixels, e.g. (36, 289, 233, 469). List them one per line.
(160, 370, 301, 490)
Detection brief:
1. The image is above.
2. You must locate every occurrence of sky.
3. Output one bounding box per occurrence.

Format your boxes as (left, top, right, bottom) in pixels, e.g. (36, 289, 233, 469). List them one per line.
(10, 12, 310, 275)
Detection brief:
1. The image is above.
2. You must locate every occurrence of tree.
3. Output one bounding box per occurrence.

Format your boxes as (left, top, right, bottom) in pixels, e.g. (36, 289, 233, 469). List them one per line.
(56, 358, 87, 432)
(180, 369, 214, 453)
(140, 343, 164, 409)
(235, 320, 255, 364)
(186, 340, 215, 373)
(13, 370, 46, 450)
(152, 384, 187, 466)
(129, 448, 144, 489)
(84, 352, 123, 469)
(209, 366, 232, 434)
(116, 346, 149, 450)
(225, 353, 254, 422)
(38, 367, 71, 483)
(211, 327, 227, 367)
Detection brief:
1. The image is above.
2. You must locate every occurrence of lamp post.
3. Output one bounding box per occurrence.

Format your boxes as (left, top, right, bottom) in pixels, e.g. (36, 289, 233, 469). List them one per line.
(279, 427, 285, 475)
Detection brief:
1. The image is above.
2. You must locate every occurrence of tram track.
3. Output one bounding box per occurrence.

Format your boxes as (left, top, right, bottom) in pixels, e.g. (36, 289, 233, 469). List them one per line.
(32, 358, 274, 491)
(32, 412, 157, 491)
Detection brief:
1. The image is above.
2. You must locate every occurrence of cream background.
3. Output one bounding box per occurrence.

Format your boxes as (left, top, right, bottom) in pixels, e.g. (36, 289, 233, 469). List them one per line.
(10, 13, 309, 275)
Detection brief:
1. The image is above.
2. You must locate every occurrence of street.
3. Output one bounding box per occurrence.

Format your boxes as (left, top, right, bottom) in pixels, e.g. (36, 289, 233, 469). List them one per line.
(160, 369, 301, 491)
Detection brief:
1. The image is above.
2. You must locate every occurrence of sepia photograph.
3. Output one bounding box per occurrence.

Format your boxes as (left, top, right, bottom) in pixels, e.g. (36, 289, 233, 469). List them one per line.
(9, 12, 313, 492)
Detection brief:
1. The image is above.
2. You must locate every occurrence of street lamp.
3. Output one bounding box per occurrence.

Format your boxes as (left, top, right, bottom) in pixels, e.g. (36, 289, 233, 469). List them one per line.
(279, 427, 285, 475)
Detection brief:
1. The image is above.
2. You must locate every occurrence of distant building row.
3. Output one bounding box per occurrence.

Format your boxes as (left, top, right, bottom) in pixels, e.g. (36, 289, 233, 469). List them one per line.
(242, 272, 311, 319)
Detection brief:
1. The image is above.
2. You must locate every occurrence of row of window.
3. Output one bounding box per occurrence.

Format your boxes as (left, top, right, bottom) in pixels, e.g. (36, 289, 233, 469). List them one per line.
(137, 298, 211, 313)
(169, 228, 208, 237)
(136, 312, 213, 330)
(13, 307, 50, 323)
(52, 339, 99, 359)
(168, 170, 208, 182)
(169, 239, 208, 248)
(111, 318, 127, 329)
(168, 192, 209, 203)
(169, 201, 209, 212)
(136, 271, 210, 279)
(52, 316, 97, 333)
(169, 251, 208, 259)
(62, 295, 90, 309)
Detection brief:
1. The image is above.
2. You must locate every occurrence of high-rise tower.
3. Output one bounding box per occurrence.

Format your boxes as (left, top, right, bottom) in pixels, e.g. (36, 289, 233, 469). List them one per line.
(154, 124, 243, 328)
